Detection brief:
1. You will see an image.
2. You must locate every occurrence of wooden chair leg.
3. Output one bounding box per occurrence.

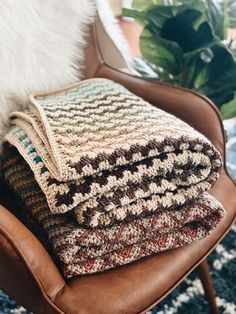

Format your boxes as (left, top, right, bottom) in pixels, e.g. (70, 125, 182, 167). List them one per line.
(197, 259, 219, 314)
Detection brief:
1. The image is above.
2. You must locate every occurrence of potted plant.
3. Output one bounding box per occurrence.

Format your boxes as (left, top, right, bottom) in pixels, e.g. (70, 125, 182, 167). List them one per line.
(123, 0, 236, 118)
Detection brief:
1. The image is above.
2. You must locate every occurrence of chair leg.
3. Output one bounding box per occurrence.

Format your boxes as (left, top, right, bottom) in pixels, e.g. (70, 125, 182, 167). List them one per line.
(197, 259, 219, 314)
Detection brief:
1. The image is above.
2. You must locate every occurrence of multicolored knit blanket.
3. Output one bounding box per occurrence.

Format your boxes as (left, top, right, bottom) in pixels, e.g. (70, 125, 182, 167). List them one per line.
(1, 148, 225, 277)
(5, 79, 222, 228)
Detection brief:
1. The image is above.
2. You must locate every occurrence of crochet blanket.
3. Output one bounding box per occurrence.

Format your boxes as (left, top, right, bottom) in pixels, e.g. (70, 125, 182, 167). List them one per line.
(1, 148, 225, 277)
(6, 79, 222, 228)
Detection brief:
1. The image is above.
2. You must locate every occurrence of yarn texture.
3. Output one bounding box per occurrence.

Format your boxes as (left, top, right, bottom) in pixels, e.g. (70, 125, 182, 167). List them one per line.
(6, 79, 222, 228)
(1, 148, 225, 277)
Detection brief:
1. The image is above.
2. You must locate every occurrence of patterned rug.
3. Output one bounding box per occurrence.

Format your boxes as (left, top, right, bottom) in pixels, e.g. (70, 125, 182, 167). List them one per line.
(0, 118, 236, 314)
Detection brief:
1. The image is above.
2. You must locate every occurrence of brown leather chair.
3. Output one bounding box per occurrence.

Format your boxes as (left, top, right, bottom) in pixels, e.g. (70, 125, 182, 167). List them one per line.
(0, 18, 236, 314)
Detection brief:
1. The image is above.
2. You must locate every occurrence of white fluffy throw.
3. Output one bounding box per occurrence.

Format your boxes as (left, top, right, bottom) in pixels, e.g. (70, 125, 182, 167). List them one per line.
(0, 0, 96, 141)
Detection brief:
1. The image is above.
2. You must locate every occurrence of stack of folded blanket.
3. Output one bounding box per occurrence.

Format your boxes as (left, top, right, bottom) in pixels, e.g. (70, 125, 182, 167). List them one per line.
(1, 78, 225, 278)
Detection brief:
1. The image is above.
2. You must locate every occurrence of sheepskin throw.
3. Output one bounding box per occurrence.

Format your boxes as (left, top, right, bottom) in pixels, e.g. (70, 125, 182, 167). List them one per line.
(1, 148, 225, 277)
(6, 79, 222, 228)
(0, 0, 97, 141)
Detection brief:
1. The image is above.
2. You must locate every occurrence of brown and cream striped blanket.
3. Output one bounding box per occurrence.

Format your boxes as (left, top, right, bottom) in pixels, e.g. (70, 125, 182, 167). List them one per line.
(6, 79, 222, 228)
(2, 78, 225, 277)
(1, 147, 224, 277)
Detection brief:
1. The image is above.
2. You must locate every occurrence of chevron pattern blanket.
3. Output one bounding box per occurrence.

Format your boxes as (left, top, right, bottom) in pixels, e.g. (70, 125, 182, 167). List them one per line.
(6, 79, 222, 228)
(2, 78, 225, 276)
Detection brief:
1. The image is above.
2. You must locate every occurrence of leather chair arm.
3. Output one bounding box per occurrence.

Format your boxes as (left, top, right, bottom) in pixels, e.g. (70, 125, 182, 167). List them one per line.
(0, 203, 65, 313)
(95, 64, 227, 162)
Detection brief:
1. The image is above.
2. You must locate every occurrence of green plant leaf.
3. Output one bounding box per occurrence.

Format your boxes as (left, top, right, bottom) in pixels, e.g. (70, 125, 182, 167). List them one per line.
(183, 46, 215, 62)
(140, 28, 182, 74)
(160, 11, 214, 52)
(221, 97, 236, 119)
(184, 43, 236, 103)
(178, 1, 206, 17)
(132, 0, 184, 10)
(193, 66, 208, 89)
(132, 0, 155, 10)
(132, 0, 162, 10)
(202, 63, 236, 105)
(228, 0, 236, 28)
(203, 0, 226, 39)
(122, 8, 147, 25)
(145, 5, 177, 29)
(125, 0, 236, 116)
(200, 44, 234, 84)
(184, 49, 214, 89)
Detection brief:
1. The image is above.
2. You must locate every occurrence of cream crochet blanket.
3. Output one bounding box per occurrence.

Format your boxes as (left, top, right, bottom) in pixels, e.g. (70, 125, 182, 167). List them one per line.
(6, 79, 222, 228)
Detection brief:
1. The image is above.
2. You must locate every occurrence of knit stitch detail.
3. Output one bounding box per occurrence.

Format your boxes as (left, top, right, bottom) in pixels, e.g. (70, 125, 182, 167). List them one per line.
(6, 79, 222, 227)
(1, 148, 225, 277)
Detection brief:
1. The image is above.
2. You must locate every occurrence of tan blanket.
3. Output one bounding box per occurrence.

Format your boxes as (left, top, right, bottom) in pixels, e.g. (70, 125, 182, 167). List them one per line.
(6, 79, 222, 228)
(1, 148, 225, 277)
